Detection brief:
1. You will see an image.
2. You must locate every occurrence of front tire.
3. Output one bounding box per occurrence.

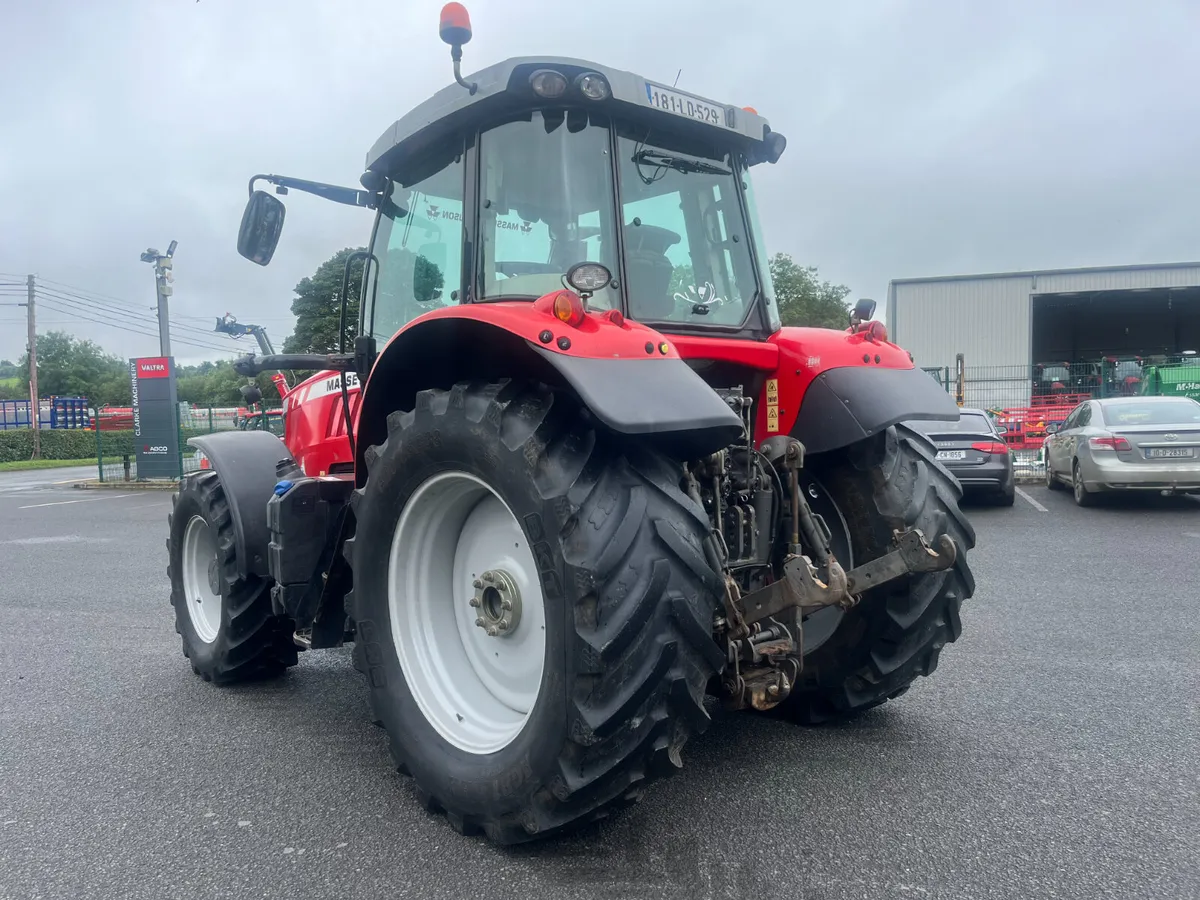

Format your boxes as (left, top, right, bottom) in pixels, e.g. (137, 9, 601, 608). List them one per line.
(347, 381, 725, 843)
(779, 424, 977, 724)
(167, 471, 298, 683)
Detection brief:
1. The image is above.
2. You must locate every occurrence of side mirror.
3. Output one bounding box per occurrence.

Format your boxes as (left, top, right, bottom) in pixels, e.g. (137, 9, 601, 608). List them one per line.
(1044, 422, 1059, 435)
(237, 190, 286, 266)
(995, 425, 1008, 435)
(240, 383, 263, 406)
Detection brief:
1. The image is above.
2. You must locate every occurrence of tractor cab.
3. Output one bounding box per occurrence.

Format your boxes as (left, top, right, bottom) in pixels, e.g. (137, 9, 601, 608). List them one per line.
(359, 53, 788, 345)
(237, 5, 788, 349)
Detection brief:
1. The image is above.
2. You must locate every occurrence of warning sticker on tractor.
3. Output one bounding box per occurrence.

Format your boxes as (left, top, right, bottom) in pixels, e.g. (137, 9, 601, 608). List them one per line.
(765, 378, 779, 432)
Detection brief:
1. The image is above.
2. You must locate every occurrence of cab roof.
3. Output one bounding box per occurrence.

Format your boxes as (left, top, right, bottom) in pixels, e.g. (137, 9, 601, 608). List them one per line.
(365, 56, 774, 180)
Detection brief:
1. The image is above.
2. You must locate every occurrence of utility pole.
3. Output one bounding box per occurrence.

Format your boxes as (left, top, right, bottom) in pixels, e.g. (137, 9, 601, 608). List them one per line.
(140, 240, 177, 357)
(26, 274, 39, 458)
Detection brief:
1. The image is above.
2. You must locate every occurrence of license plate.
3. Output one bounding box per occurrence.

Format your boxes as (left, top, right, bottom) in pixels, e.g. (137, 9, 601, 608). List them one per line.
(645, 82, 728, 128)
(1145, 447, 1194, 459)
(936, 450, 966, 461)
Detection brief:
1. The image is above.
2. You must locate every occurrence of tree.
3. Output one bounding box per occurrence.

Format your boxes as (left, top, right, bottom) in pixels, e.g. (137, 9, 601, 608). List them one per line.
(176, 360, 279, 408)
(769, 253, 852, 329)
(17, 332, 130, 406)
(283, 247, 366, 354)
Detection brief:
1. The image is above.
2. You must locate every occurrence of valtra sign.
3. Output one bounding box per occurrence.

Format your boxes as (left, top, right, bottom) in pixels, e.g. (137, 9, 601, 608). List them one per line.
(129, 356, 180, 479)
(137, 358, 171, 379)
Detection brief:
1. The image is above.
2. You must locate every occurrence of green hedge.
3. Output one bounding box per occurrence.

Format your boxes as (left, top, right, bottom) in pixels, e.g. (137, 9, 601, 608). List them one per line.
(0, 427, 214, 464)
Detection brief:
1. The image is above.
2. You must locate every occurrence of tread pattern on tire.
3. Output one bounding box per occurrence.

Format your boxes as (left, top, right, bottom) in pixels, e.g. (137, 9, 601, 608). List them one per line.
(346, 380, 725, 843)
(168, 470, 298, 684)
(782, 423, 977, 724)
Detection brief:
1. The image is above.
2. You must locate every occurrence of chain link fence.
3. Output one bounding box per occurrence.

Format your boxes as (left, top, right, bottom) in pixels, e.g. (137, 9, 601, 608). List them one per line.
(921, 356, 1200, 477)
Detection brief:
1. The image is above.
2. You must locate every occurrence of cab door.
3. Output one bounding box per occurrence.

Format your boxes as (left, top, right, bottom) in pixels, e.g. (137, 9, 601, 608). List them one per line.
(1050, 404, 1082, 472)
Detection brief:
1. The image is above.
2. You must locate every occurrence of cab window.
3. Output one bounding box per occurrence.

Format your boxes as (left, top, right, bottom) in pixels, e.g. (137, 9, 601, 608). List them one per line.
(368, 149, 465, 342)
(615, 126, 759, 326)
(476, 111, 620, 311)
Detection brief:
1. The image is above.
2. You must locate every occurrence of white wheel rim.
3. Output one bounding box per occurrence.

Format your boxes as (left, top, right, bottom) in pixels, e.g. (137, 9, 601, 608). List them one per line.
(181, 515, 222, 644)
(388, 470, 547, 755)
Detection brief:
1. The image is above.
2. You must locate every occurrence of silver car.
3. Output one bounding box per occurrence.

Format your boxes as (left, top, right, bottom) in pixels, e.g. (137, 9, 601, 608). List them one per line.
(1044, 396, 1200, 505)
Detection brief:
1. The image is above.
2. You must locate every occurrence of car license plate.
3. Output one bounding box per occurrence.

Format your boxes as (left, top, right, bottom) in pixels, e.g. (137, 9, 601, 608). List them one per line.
(936, 450, 966, 461)
(1145, 447, 1194, 459)
(644, 82, 728, 128)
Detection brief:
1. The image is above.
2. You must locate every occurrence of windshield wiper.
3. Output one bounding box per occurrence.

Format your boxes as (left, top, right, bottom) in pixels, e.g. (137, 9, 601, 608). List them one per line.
(632, 150, 731, 176)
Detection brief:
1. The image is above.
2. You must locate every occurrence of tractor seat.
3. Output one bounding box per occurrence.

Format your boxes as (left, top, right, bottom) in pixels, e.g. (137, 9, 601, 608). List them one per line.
(624, 223, 681, 320)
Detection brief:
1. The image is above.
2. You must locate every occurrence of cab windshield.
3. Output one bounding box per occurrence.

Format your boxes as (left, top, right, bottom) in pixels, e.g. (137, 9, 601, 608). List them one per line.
(365, 111, 779, 342)
(615, 127, 762, 327)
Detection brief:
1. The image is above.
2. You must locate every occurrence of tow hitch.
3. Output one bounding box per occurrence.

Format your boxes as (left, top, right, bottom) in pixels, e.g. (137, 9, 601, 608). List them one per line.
(721, 436, 958, 711)
(740, 527, 958, 627)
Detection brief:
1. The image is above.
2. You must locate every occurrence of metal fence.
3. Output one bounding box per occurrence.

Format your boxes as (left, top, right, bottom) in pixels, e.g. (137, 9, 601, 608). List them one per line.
(922, 358, 1200, 477)
(95, 405, 283, 483)
(1, 397, 92, 430)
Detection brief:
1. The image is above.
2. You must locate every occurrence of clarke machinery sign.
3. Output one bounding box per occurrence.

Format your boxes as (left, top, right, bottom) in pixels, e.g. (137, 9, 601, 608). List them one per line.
(129, 356, 180, 479)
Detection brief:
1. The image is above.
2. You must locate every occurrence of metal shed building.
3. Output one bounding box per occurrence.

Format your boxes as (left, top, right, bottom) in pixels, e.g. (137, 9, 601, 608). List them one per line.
(886, 262, 1200, 408)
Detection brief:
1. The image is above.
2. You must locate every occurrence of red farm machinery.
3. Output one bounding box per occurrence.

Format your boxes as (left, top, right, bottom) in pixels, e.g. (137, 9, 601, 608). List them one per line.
(167, 4, 976, 844)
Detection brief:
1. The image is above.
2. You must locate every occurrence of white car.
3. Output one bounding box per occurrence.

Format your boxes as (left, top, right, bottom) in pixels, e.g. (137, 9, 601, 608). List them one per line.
(1044, 396, 1200, 505)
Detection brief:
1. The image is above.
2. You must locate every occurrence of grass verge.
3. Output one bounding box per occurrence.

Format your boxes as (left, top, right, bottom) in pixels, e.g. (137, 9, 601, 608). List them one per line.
(0, 457, 119, 472)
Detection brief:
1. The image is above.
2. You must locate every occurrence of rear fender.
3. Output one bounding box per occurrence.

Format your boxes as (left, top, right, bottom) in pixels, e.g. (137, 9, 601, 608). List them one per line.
(354, 305, 743, 484)
(758, 326, 959, 455)
(186, 431, 299, 579)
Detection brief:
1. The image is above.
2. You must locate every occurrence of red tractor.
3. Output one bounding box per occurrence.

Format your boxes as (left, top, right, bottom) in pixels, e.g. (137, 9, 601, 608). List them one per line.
(167, 4, 975, 844)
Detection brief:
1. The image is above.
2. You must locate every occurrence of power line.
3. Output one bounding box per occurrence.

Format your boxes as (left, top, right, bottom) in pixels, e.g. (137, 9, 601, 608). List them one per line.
(10, 274, 279, 358)
(36, 275, 160, 312)
(36, 277, 297, 332)
(36, 300, 239, 355)
(33, 287, 241, 347)
(33, 285, 225, 340)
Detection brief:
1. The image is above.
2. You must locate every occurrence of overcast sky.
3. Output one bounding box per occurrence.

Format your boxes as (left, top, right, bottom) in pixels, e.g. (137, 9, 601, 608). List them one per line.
(2, 0, 1197, 364)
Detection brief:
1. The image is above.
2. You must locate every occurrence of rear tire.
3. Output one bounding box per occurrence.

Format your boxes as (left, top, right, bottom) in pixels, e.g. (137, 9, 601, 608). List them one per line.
(1072, 460, 1096, 507)
(997, 483, 1016, 506)
(778, 424, 976, 724)
(346, 380, 725, 844)
(167, 471, 298, 683)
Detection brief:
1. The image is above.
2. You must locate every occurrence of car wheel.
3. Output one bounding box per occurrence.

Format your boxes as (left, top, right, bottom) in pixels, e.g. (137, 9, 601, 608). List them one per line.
(1072, 461, 1095, 507)
(1044, 457, 1063, 490)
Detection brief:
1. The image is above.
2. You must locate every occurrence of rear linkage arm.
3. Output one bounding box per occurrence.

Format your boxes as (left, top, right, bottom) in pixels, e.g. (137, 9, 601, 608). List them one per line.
(716, 436, 958, 712)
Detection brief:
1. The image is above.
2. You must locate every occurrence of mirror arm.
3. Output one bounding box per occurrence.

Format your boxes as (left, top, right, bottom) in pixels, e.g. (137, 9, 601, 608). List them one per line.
(233, 352, 356, 378)
(248, 174, 378, 209)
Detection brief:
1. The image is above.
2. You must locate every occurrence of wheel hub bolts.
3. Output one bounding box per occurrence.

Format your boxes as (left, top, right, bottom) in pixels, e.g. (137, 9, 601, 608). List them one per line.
(469, 569, 521, 636)
(207, 559, 221, 596)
